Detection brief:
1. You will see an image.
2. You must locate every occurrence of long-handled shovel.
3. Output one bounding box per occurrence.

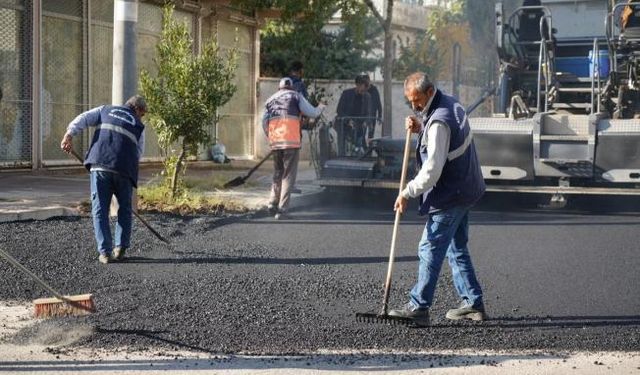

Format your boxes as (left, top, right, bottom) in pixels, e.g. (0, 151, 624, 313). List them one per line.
(356, 128, 413, 325)
(69, 150, 170, 244)
(223, 151, 272, 189)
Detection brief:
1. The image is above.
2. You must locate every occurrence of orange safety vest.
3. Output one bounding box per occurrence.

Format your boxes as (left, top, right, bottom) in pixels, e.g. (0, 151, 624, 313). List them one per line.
(268, 115, 301, 150)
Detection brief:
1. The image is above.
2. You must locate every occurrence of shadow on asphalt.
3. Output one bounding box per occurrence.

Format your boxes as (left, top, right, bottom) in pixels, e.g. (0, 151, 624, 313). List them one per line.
(92, 328, 212, 353)
(318, 189, 640, 216)
(481, 315, 640, 329)
(0, 351, 561, 372)
(123, 255, 418, 265)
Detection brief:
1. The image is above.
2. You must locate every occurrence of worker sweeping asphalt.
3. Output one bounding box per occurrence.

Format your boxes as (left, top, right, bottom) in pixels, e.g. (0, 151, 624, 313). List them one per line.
(60, 95, 147, 264)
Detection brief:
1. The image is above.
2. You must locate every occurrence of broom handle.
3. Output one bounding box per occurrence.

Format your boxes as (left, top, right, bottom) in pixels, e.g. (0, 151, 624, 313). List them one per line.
(0, 247, 69, 302)
(380, 128, 413, 315)
(69, 150, 169, 244)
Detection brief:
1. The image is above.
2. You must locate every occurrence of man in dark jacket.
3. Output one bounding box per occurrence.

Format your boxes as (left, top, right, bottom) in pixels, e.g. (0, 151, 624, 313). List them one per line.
(336, 75, 373, 155)
(286, 61, 308, 99)
(60, 95, 146, 264)
(361, 74, 382, 128)
(390, 72, 486, 326)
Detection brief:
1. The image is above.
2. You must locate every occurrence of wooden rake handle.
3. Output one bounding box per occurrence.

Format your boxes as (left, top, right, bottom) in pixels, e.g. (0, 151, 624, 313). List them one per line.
(380, 128, 412, 315)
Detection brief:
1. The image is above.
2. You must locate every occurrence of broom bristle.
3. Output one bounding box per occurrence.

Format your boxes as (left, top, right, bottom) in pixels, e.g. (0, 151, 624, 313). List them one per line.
(33, 294, 95, 318)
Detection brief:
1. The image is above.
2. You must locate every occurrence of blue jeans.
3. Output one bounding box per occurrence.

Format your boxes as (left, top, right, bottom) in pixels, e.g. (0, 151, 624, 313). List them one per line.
(90, 170, 133, 255)
(409, 205, 483, 309)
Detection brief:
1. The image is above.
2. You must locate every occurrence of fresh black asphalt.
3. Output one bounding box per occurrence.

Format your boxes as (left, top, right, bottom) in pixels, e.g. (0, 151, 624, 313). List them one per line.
(1, 192, 639, 354)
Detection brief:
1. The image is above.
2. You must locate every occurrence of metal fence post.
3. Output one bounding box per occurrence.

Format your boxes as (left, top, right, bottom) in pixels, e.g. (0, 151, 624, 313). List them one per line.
(31, 0, 42, 169)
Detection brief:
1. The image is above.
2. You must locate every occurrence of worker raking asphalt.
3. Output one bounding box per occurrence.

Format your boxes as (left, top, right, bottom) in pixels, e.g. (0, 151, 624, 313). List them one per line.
(1, 199, 639, 355)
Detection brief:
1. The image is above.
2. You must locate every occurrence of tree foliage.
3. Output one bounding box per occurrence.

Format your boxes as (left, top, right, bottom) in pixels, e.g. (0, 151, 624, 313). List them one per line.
(395, 0, 513, 86)
(260, 17, 380, 79)
(392, 31, 443, 81)
(250, 0, 380, 79)
(140, 5, 238, 197)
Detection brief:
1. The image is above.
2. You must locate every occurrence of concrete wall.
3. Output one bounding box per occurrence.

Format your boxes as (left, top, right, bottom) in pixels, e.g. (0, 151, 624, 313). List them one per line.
(255, 78, 485, 159)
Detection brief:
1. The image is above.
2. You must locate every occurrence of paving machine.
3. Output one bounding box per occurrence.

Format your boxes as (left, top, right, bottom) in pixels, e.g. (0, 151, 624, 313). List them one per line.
(313, 0, 640, 204)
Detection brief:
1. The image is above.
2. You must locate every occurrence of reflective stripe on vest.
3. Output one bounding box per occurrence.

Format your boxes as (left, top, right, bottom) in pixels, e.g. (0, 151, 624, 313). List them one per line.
(447, 112, 473, 161)
(268, 115, 301, 149)
(97, 123, 139, 145)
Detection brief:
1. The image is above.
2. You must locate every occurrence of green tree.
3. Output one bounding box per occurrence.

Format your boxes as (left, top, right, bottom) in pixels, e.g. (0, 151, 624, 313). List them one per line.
(260, 16, 380, 79)
(395, 0, 511, 88)
(393, 31, 443, 80)
(140, 5, 238, 198)
(241, 0, 379, 79)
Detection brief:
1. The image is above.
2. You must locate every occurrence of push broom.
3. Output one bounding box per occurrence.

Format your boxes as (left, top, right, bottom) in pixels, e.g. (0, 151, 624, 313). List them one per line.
(356, 128, 414, 326)
(69, 150, 170, 244)
(0, 246, 95, 318)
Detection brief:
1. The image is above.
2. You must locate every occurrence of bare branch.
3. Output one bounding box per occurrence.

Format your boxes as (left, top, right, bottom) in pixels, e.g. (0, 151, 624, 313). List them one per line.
(363, 0, 386, 29)
(385, 0, 394, 29)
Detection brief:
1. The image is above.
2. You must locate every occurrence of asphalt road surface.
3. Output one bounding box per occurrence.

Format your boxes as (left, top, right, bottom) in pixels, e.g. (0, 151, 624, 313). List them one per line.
(0, 191, 639, 355)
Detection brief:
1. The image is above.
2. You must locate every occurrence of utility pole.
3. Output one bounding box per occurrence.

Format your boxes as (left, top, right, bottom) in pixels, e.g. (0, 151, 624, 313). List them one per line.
(111, 0, 139, 216)
(112, 0, 138, 105)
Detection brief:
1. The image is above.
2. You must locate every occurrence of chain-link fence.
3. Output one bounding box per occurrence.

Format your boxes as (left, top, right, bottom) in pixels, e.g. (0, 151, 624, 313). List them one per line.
(0, 0, 32, 167)
(42, 0, 86, 164)
(0, 0, 257, 169)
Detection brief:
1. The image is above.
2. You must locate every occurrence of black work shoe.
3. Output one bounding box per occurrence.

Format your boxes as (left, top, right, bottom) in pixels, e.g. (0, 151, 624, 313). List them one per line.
(267, 204, 277, 215)
(274, 211, 290, 220)
(112, 247, 127, 261)
(388, 303, 430, 326)
(445, 302, 486, 321)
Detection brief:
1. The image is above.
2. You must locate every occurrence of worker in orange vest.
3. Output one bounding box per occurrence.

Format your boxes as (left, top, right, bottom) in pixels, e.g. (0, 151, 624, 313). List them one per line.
(262, 77, 325, 219)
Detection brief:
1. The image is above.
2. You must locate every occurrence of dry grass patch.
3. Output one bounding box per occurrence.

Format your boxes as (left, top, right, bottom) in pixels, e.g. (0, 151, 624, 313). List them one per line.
(138, 184, 250, 215)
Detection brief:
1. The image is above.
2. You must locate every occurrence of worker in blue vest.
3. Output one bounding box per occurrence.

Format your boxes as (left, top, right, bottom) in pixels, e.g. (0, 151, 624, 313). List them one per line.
(60, 95, 146, 264)
(390, 72, 486, 326)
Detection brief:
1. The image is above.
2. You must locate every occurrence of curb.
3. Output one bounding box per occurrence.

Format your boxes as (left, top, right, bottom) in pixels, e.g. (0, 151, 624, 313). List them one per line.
(0, 186, 325, 224)
(0, 207, 79, 223)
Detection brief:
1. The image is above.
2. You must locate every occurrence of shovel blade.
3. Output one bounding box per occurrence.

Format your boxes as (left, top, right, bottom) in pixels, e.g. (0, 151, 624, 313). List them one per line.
(223, 176, 246, 189)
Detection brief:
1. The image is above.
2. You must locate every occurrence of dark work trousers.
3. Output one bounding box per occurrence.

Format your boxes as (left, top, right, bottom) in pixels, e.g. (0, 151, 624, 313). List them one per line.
(269, 148, 300, 212)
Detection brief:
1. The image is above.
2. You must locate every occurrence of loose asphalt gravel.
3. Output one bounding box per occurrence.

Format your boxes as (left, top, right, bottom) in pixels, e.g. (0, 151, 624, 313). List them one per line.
(1, 192, 639, 356)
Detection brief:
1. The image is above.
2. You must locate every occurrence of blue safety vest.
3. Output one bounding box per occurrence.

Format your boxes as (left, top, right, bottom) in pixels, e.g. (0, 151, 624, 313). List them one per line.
(84, 105, 144, 187)
(416, 90, 485, 214)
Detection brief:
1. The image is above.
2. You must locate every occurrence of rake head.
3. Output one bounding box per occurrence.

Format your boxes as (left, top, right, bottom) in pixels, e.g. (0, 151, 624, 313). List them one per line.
(355, 312, 414, 326)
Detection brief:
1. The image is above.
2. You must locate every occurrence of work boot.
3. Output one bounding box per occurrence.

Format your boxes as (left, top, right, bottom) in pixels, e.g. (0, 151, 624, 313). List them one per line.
(267, 204, 277, 215)
(112, 247, 127, 261)
(445, 301, 486, 321)
(98, 254, 111, 264)
(388, 303, 430, 327)
(274, 210, 290, 220)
